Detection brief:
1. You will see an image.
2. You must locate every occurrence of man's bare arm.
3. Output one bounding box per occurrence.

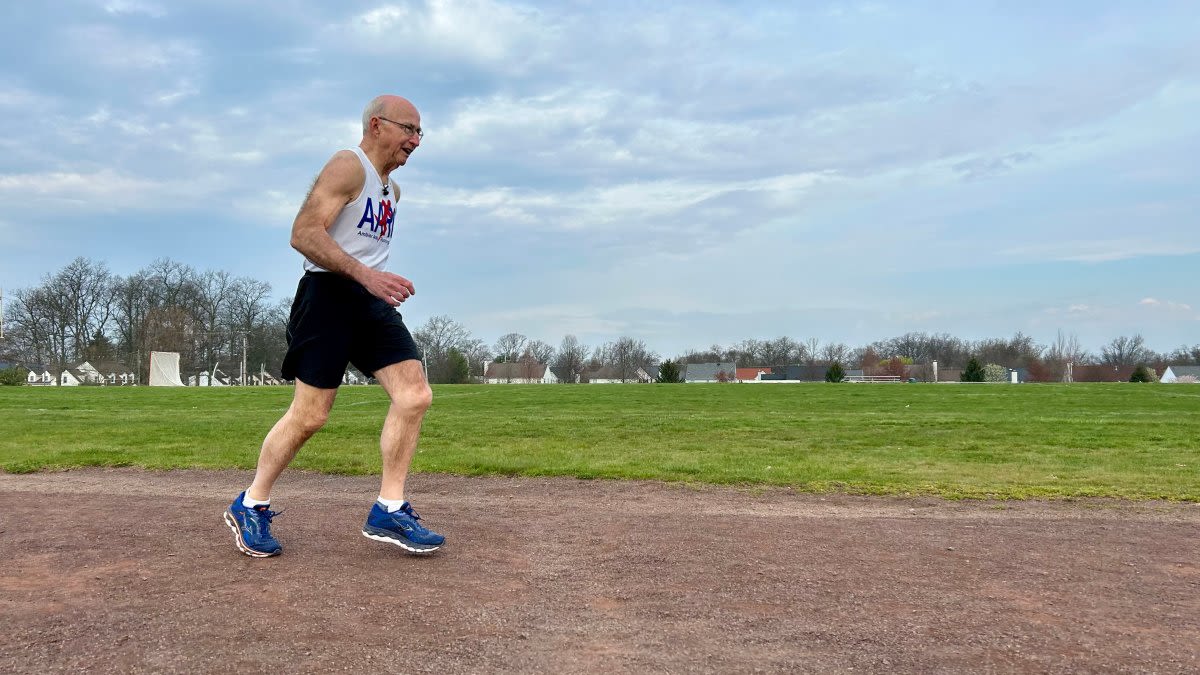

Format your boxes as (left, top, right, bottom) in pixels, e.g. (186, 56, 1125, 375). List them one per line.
(290, 151, 415, 306)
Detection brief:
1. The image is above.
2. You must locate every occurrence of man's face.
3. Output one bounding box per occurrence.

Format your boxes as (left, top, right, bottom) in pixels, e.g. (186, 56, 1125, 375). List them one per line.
(377, 109, 422, 166)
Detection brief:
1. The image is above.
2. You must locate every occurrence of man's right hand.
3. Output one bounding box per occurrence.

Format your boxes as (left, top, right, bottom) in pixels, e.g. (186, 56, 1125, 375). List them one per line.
(358, 268, 416, 306)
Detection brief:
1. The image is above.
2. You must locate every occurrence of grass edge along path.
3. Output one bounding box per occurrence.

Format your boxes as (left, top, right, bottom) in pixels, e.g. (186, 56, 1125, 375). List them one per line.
(1, 383, 1197, 501)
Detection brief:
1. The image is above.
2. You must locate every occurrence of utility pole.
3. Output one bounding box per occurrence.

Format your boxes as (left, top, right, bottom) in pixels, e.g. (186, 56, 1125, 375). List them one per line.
(242, 333, 248, 386)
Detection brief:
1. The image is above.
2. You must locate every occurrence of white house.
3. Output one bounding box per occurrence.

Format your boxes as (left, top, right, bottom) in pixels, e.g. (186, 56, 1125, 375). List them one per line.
(581, 366, 653, 383)
(188, 368, 230, 386)
(91, 362, 136, 386)
(60, 366, 88, 386)
(25, 366, 57, 386)
(483, 361, 558, 384)
(1161, 365, 1200, 383)
(56, 361, 136, 386)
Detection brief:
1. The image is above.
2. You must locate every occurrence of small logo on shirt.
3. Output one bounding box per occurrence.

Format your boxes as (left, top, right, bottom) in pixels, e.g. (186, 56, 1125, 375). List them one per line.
(356, 197, 394, 241)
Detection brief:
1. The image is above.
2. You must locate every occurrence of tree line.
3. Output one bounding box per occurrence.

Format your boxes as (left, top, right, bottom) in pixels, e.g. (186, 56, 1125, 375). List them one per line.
(2, 257, 288, 383)
(3, 257, 1197, 385)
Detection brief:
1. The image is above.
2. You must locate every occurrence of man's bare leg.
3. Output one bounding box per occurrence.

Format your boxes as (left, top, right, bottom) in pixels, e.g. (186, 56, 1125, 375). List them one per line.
(361, 359, 442, 553)
(373, 360, 433, 501)
(246, 379, 339, 501)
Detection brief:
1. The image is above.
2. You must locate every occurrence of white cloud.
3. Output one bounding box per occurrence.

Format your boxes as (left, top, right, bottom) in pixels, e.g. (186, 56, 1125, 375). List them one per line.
(232, 189, 302, 226)
(151, 79, 200, 106)
(102, 0, 166, 17)
(1001, 240, 1200, 264)
(0, 169, 223, 212)
(0, 85, 52, 108)
(342, 0, 552, 69)
(471, 304, 629, 338)
(1140, 298, 1193, 312)
(63, 25, 200, 71)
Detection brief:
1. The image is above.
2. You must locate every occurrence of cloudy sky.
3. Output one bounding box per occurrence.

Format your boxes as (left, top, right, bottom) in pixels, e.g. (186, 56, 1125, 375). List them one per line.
(1, 0, 1197, 357)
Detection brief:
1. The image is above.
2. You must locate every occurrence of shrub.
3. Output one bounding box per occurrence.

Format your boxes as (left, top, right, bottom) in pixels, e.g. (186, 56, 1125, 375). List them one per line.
(984, 363, 1007, 382)
(1129, 365, 1154, 383)
(0, 366, 26, 386)
(825, 362, 845, 382)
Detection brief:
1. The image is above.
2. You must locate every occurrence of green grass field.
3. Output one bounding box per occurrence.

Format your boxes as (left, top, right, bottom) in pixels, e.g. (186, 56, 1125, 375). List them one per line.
(1, 383, 1197, 500)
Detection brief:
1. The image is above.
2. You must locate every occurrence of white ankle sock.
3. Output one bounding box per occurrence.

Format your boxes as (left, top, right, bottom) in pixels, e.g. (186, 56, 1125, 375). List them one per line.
(243, 492, 270, 508)
(377, 496, 407, 513)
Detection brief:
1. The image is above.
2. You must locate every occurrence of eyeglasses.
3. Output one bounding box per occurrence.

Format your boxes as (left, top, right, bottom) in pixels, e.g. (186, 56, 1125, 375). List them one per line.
(377, 116, 424, 140)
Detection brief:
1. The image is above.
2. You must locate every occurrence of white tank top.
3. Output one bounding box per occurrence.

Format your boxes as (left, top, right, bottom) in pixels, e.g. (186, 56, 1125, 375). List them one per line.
(303, 146, 397, 273)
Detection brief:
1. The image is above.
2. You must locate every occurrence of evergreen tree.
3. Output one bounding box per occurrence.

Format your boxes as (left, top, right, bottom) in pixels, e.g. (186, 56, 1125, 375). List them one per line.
(961, 358, 986, 382)
(657, 360, 683, 383)
(446, 348, 471, 384)
(825, 362, 845, 382)
(1129, 365, 1153, 383)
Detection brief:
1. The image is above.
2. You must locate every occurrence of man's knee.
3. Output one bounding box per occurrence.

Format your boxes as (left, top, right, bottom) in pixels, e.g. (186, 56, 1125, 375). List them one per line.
(291, 405, 331, 435)
(377, 361, 432, 416)
(289, 381, 337, 435)
(394, 383, 432, 417)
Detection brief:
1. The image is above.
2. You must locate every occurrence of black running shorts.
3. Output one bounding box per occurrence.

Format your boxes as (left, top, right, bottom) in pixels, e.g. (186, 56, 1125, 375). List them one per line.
(280, 272, 421, 388)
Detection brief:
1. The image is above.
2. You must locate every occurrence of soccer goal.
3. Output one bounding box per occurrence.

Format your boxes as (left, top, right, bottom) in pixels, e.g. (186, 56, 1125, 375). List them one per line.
(148, 351, 185, 387)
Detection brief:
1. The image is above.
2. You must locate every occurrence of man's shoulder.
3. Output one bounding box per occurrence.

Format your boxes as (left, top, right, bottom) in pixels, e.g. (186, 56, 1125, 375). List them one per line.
(325, 148, 364, 172)
(317, 150, 366, 192)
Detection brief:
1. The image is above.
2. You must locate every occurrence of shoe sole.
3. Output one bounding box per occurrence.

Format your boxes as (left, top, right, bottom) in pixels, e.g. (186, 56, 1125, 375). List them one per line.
(223, 510, 281, 558)
(361, 528, 442, 554)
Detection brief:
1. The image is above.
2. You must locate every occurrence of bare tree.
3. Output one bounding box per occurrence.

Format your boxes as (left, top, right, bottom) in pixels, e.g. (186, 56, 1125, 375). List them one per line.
(113, 272, 155, 381)
(142, 258, 201, 374)
(729, 338, 764, 367)
(8, 287, 62, 367)
(1167, 344, 1200, 365)
(60, 258, 117, 361)
(413, 315, 475, 383)
(1101, 334, 1153, 367)
(493, 333, 527, 364)
(193, 269, 235, 381)
(597, 336, 658, 382)
(553, 334, 588, 383)
(761, 336, 799, 367)
(525, 339, 555, 365)
(803, 337, 820, 367)
(224, 277, 275, 382)
(975, 332, 1041, 368)
(459, 338, 491, 381)
(1045, 330, 1087, 382)
(820, 342, 849, 365)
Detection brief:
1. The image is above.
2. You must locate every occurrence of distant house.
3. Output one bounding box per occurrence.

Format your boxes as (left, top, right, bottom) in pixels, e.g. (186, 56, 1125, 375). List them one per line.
(188, 369, 229, 387)
(60, 366, 89, 386)
(581, 366, 652, 383)
(736, 367, 772, 382)
(934, 368, 963, 383)
(761, 365, 828, 382)
(483, 361, 558, 384)
(1069, 365, 1137, 383)
(549, 366, 580, 384)
(55, 360, 136, 386)
(24, 365, 57, 386)
(681, 362, 738, 382)
(92, 362, 136, 386)
(1161, 365, 1200, 383)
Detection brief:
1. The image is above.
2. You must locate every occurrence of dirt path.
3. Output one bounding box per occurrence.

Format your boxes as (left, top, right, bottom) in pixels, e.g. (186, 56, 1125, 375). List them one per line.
(1, 469, 1197, 674)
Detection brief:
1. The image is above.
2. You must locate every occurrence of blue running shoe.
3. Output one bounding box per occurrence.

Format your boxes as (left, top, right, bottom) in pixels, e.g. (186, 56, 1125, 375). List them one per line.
(223, 491, 282, 558)
(362, 502, 444, 554)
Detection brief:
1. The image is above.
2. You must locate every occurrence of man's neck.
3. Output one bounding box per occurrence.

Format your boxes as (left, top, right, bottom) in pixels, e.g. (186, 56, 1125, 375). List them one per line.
(359, 142, 397, 182)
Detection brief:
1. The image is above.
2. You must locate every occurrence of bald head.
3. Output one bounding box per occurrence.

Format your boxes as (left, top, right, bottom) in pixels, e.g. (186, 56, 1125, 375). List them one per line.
(362, 95, 417, 134)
